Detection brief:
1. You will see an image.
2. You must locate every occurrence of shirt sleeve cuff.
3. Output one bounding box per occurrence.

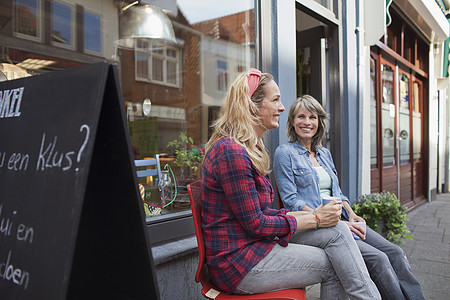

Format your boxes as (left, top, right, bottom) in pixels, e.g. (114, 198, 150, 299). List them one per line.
(278, 213, 297, 247)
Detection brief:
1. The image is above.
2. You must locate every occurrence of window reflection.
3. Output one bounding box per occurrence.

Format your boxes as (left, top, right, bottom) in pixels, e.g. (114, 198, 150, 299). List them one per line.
(51, 1, 74, 47)
(381, 64, 395, 166)
(399, 74, 410, 164)
(3, 0, 256, 219)
(370, 57, 378, 168)
(121, 1, 256, 217)
(297, 48, 311, 97)
(84, 11, 102, 54)
(135, 40, 181, 87)
(14, 0, 41, 40)
(412, 82, 422, 161)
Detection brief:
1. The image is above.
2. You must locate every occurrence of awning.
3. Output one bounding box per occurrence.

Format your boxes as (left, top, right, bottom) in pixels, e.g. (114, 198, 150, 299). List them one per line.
(408, 0, 449, 42)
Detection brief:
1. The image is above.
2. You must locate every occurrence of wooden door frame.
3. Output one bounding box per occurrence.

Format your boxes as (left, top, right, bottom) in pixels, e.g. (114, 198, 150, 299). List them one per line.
(370, 49, 428, 205)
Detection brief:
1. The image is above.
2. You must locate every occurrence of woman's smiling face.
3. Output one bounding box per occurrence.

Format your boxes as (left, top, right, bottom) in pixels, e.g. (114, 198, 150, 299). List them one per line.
(293, 106, 318, 144)
(256, 80, 285, 136)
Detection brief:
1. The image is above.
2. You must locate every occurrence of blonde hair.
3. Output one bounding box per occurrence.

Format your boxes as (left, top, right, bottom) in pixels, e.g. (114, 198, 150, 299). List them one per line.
(205, 72, 275, 175)
(287, 95, 329, 150)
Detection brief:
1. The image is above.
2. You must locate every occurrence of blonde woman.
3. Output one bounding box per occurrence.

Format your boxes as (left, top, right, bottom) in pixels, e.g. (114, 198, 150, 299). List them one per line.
(274, 95, 424, 300)
(201, 69, 380, 299)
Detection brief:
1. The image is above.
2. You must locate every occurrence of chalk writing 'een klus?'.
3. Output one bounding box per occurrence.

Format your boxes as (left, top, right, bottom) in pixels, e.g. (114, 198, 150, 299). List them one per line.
(0, 87, 24, 118)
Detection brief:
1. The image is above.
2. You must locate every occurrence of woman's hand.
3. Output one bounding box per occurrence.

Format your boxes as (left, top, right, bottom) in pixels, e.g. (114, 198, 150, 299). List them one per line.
(315, 200, 342, 228)
(345, 214, 367, 240)
(287, 200, 342, 231)
(342, 202, 367, 240)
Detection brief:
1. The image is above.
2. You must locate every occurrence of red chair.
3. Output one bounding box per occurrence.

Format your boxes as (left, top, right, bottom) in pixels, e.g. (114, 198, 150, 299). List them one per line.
(187, 181, 306, 300)
(274, 179, 285, 209)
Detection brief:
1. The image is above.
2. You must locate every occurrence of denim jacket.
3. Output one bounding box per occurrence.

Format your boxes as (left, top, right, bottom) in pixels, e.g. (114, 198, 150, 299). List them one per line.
(273, 141, 349, 220)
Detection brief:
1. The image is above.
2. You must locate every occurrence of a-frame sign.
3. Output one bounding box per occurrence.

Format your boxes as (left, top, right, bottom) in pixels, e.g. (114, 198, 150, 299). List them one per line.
(0, 63, 160, 299)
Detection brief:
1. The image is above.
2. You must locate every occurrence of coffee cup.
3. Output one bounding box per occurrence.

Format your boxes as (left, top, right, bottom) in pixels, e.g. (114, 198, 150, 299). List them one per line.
(322, 196, 341, 206)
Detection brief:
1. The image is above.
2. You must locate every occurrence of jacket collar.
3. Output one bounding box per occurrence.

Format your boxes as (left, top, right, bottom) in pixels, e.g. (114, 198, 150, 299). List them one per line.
(293, 140, 322, 156)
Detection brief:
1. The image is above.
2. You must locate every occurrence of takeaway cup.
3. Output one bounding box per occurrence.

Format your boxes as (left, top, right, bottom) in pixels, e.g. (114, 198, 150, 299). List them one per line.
(322, 196, 341, 206)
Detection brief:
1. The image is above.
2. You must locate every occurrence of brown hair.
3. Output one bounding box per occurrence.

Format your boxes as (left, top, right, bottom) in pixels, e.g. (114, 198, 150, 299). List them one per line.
(286, 95, 329, 150)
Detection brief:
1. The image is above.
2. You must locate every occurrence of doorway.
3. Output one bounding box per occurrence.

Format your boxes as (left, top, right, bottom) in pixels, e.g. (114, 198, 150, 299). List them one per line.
(370, 54, 426, 208)
(295, 10, 327, 106)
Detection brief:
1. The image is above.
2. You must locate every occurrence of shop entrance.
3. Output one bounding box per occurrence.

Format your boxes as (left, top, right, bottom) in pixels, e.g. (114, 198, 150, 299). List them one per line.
(295, 11, 327, 106)
(295, 4, 342, 174)
(370, 55, 427, 208)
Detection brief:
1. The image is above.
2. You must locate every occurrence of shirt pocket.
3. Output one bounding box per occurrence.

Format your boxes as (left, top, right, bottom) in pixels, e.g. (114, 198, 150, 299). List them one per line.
(293, 168, 313, 188)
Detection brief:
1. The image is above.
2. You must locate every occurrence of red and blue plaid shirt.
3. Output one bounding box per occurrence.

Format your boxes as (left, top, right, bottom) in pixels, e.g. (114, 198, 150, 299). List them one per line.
(202, 138, 297, 293)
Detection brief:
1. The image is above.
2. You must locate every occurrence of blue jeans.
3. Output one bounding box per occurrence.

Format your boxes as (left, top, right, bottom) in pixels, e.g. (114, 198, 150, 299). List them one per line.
(235, 222, 381, 300)
(358, 227, 424, 300)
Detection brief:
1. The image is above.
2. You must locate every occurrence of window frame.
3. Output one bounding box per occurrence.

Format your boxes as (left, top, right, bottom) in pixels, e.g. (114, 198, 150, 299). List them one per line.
(51, 0, 76, 50)
(135, 39, 182, 88)
(216, 59, 228, 92)
(13, 0, 43, 42)
(83, 8, 102, 55)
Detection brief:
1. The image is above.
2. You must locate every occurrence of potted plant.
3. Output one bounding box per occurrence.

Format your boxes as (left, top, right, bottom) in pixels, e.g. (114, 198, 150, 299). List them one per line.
(167, 132, 204, 185)
(352, 191, 413, 245)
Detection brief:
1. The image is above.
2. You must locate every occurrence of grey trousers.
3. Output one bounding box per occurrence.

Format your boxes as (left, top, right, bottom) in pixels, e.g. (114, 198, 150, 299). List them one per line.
(235, 221, 381, 300)
(357, 227, 425, 300)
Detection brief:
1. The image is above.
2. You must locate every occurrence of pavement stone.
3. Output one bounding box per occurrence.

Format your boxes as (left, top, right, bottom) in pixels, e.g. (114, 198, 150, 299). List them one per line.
(306, 193, 450, 299)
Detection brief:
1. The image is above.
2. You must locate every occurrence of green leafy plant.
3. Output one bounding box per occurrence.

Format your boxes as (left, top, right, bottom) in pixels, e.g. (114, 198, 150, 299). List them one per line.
(352, 191, 413, 245)
(167, 132, 204, 177)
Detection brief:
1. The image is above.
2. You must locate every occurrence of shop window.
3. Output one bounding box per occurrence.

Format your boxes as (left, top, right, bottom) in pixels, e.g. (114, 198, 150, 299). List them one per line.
(412, 81, 422, 161)
(370, 56, 378, 168)
(51, 0, 75, 49)
(381, 63, 395, 166)
(135, 39, 181, 88)
(122, 1, 255, 236)
(14, 0, 42, 41)
(4, 0, 257, 244)
(83, 10, 102, 54)
(399, 73, 410, 164)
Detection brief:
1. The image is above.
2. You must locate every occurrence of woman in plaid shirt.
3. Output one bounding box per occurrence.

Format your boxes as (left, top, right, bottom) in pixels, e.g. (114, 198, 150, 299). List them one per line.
(201, 68, 380, 299)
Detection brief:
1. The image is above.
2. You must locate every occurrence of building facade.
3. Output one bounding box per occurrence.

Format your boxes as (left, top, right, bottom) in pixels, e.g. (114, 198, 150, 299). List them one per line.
(1, 0, 449, 298)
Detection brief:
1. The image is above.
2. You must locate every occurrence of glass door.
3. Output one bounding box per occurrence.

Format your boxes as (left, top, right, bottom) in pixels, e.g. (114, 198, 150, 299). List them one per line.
(398, 71, 411, 202)
(380, 60, 398, 195)
(371, 57, 426, 206)
(369, 55, 380, 193)
(411, 77, 424, 205)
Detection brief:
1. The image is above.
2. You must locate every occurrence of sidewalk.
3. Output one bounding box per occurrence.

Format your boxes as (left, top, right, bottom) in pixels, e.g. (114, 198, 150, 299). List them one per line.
(306, 193, 450, 299)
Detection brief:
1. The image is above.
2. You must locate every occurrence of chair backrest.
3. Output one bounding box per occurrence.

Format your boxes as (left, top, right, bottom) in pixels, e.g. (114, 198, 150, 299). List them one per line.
(187, 180, 208, 284)
(134, 154, 162, 185)
(188, 180, 307, 300)
(274, 178, 285, 209)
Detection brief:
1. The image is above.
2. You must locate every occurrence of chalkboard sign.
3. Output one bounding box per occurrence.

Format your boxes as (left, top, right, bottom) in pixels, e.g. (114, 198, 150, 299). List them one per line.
(0, 63, 160, 299)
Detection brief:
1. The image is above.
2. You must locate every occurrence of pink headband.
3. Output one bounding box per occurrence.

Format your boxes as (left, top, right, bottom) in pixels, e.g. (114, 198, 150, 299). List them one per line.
(247, 68, 262, 97)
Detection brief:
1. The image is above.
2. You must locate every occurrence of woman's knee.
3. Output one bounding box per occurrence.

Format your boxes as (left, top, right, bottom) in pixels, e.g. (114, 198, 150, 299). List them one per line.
(387, 243, 406, 259)
(334, 221, 352, 235)
(365, 250, 392, 272)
